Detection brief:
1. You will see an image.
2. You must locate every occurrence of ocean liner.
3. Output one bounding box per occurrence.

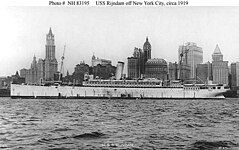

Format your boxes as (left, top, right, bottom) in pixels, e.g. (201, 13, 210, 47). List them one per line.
(11, 78, 229, 99)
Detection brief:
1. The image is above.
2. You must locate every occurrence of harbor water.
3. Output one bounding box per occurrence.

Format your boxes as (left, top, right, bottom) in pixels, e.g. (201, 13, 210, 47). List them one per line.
(0, 98, 239, 150)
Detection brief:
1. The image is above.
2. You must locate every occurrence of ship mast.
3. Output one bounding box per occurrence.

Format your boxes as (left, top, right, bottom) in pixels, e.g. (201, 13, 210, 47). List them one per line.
(59, 45, 66, 81)
(178, 45, 189, 82)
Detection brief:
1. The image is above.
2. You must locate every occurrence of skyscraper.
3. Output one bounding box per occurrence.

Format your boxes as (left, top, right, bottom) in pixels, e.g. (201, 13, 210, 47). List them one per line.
(20, 28, 58, 84)
(211, 44, 228, 85)
(20, 56, 38, 84)
(127, 47, 143, 79)
(30, 55, 38, 83)
(44, 28, 58, 81)
(133, 47, 144, 76)
(144, 58, 168, 80)
(196, 62, 212, 84)
(168, 62, 178, 80)
(143, 37, 151, 60)
(127, 56, 139, 79)
(178, 42, 203, 79)
(230, 62, 239, 90)
(212, 44, 223, 61)
(143, 37, 151, 74)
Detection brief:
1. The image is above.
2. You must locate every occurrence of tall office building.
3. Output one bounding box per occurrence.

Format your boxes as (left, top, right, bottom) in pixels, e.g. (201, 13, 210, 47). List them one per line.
(168, 62, 178, 80)
(20, 56, 38, 84)
(72, 62, 90, 84)
(143, 37, 151, 61)
(37, 58, 45, 83)
(178, 42, 203, 79)
(196, 62, 212, 84)
(212, 44, 223, 61)
(44, 28, 58, 81)
(20, 28, 58, 84)
(90, 54, 115, 79)
(127, 48, 143, 79)
(144, 58, 168, 80)
(211, 44, 228, 85)
(127, 37, 152, 78)
(231, 62, 239, 90)
(168, 62, 190, 81)
(142, 37, 151, 74)
(30, 55, 38, 83)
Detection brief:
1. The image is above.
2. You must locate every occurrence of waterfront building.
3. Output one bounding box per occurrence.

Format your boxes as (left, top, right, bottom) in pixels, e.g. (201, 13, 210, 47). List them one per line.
(44, 28, 58, 81)
(133, 47, 144, 75)
(127, 57, 139, 79)
(0, 77, 7, 88)
(168, 62, 190, 81)
(12, 71, 25, 84)
(230, 62, 239, 90)
(72, 62, 90, 84)
(178, 42, 203, 79)
(19, 28, 58, 84)
(30, 55, 38, 83)
(37, 58, 45, 83)
(20, 68, 30, 83)
(168, 62, 178, 80)
(127, 47, 144, 79)
(144, 58, 168, 80)
(179, 64, 191, 82)
(91, 54, 111, 67)
(1, 77, 12, 88)
(20, 56, 38, 84)
(92, 64, 116, 79)
(90, 53, 116, 79)
(143, 37, 151, 61)
(127, 37, 151, 78)
(212, 44, 223, 61)
(196, 62, 212, 84)
(1, 72, 25, 88)
(142, 37, 151, 74)
(19, 68, 27, 80)
(211, 44, 228, 85)
(74, 62, 90, 75)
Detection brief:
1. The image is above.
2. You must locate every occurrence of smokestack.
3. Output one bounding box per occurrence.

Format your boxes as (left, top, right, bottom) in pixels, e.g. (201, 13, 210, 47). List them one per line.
(115, 61, 124, 80)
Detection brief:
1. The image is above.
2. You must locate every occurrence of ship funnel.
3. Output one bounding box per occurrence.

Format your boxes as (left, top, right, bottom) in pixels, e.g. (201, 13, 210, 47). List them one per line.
(115, 61, 124, 80)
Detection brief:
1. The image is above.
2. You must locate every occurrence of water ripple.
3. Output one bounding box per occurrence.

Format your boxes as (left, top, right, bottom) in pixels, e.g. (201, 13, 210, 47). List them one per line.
(0, 98, 239, 149)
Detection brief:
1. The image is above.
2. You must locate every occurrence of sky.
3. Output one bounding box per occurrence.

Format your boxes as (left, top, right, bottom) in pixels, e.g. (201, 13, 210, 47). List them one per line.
(1, 6, 239, 76)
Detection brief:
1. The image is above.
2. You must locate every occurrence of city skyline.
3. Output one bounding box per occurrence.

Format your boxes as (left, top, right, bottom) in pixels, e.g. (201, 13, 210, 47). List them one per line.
(1, 7, 239, 76)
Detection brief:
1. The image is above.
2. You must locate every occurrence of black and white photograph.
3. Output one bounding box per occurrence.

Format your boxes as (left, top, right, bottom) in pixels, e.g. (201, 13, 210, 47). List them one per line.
(1, 1, 239, 149)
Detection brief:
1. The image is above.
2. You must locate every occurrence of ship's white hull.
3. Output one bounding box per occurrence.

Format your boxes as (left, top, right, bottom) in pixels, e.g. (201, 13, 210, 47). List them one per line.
(11, 84, 227, 99)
